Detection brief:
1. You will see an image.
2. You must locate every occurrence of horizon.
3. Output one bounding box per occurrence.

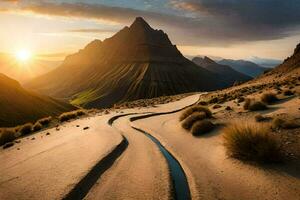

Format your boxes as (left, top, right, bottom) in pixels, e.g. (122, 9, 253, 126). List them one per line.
(0, 0, 299, 63)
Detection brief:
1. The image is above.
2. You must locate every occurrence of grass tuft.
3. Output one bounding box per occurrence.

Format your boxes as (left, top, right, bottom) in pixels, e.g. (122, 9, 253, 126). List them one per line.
(243, 99, 267, 111)
(37, 117, 52, 126)
(261, 93, 278, 104)
(0, 129, 16, 146)
(223, 123, 282, 163)
(33, 122, 43, 132)
(179, 106, 212, 121)
(19, 123, 33, 135)
(191, 120, 215, 136)
(181, 112, 207, 130)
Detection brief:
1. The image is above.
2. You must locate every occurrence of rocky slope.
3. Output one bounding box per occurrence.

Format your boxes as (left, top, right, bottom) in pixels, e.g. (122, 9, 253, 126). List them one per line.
(192, 56, 252, 84)
(26, 17, 233, 108)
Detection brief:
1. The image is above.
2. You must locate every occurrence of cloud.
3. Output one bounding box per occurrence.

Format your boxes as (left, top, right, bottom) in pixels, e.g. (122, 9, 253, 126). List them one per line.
(66, 28, 118, 33)
(1, 1, 300, 46)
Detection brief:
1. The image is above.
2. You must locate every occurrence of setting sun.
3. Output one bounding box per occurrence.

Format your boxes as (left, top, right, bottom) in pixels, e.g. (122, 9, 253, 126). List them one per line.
(16, 49, 32, 62)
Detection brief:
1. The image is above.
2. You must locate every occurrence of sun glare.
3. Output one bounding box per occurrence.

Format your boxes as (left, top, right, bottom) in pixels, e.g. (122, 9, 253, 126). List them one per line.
(16, 49, 32, 62)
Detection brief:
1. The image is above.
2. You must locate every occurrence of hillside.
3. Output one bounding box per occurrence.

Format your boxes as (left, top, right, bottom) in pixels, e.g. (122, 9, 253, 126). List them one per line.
(26, 17, 233, 109)
(192, 56, 252, 84)
(218, 59, 268, 77)
(0, 73, 75, 127)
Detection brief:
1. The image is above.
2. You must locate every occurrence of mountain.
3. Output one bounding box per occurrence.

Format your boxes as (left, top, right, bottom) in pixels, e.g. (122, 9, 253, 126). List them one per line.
(0, 73, 75, 127)
(192, 56, 252, 84)
(247, 56, 282, 68)
(0, 53, 61, 83)
(26, 17, 233, 108)
(271, 43, 300, 73)
(218, 59, 268, 78)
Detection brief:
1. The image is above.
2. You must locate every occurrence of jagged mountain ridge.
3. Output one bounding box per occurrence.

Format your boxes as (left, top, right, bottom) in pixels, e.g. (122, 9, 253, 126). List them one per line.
(27, 17, 234, 108)
(192, 56, 252, 84)
(218, 59, 268, 78)
(0, 73, 75, 127)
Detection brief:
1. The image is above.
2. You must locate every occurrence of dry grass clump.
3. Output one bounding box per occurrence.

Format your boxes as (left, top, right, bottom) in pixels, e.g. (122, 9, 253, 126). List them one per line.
(212, 104, 221, 109)
(261, 93, 278, 104)
(179, 106, 212, 121)
(181, 112, 207, 130)
(37, 117, 52, 126)
(272, 117, 300, 129)
(33, 122, 43, 132)
(243, 99, 267, 111)
(59, 110, 86, 122)
(191, 120, 215, 136)
(255, 114, 271, 122)
(0, 129, 16, 146)
(223, 123, 282, 162)
(19, 123, 33, 135)
(283, 90, 294, 96)
(237, 97, 245, 103)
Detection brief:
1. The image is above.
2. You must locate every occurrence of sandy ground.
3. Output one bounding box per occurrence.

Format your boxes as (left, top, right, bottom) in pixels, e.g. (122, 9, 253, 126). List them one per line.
(0, 115, 123, 200)
(84, 94, 200, 200)
(133, 95, 300, 200)
(1, 92, 299, 200)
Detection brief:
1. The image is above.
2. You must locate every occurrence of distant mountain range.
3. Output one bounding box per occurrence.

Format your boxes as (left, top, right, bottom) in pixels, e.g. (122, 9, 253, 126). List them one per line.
(247, 56, 282, 68)
(192, 56, 252, 84)
(0, 73, 75, 127)
(26, 17, 240, 108)
(218, 59, 269, 78)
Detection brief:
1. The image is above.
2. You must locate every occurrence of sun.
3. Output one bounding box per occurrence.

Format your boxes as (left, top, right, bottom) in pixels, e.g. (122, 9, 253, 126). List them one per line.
(16, 49, 32, 62)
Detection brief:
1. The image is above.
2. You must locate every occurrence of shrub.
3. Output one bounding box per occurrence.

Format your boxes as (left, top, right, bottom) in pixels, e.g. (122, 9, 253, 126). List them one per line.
(198, 101, 208, 106)
(191, 120, 215, 136)
(59, 111, 77, 122)
(225, 106, 232, 111)
(76, 110, 86, 116)
(223, 123, 282, 162)
(37, 117, 52, 126)
(181, 112, 207, 130)
(33, 122, 43, 132)
(272, 117, 300, 129)
(283, 90, 294, 96)
(179, 106, 212, 121)
(0, 129, 16, 146)
(212, 104, 221, 109)
(261, 93, 278, 104)
(237, 97, 245, 103)
(244, 99, 267, 111)
(20, 123, 33, 135)
(255, 114, 271, 122)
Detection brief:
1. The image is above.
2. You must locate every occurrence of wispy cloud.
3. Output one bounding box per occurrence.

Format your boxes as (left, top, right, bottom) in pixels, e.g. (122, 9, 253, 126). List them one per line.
(1, 1, 300, 46)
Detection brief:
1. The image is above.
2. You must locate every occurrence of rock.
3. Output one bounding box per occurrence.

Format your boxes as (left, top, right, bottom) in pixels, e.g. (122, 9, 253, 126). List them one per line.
(83, 127, 89, 130)
(46, 132, 50, 136)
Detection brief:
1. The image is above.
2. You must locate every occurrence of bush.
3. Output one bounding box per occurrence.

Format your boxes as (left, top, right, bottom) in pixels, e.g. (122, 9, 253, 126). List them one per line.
(37, 117, 52, 126)
(0, 129, 16, 146)
(212, 104, 221, 109)
(33, 122, 43, 132)
(59, 111, 77, 122)
(261, 93, 278, 104)
(20, 123, 33, 135)
(223, 123, 282, 162)
(76, 110, 86, 116)
(191, 120, 215, 136)
(244, 99, 267, 111)
(272, 117, 300, 129)
(181, 112, 207, 130)
(179, 106, 212, 121)
(237, 97, 245, 103)
(255, 114, 271, 122)
(283, 90, 294, 96)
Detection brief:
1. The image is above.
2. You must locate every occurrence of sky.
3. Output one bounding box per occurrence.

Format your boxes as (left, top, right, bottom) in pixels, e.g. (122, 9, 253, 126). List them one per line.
(0, 0, 300, 61)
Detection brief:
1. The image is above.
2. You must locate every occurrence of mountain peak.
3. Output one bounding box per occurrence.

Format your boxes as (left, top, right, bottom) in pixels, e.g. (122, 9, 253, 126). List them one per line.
(130, 17, 152, 31)
(294, 43, 300, 55)
(203, 56, 216, 64)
